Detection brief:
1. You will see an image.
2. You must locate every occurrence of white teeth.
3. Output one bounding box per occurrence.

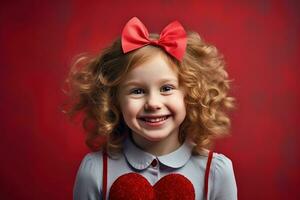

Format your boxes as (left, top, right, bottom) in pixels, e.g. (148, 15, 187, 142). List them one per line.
(143, 116, 168, 122)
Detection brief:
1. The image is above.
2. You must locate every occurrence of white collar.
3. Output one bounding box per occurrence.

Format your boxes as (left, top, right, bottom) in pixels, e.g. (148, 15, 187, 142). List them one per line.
(123, 135, 194, 170)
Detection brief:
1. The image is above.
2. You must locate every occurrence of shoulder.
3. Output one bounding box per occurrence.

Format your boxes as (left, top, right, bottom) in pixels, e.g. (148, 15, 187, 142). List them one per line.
(79, 151, 103, 171)
(76, 151, 103, 181)
(210, 152, 238, 199)
(212, 152, 234, 173)
(73, 151, 103, 200)
(192, 150, 235, 176)
(211, 152, 236, 182)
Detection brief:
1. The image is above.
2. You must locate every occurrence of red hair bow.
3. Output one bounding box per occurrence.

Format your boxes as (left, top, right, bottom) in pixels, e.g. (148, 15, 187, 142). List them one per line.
(121, 17, 187, 61)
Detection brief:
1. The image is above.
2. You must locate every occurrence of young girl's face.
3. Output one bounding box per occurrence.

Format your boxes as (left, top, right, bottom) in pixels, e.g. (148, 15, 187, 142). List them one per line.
(118, 53, 186, 144)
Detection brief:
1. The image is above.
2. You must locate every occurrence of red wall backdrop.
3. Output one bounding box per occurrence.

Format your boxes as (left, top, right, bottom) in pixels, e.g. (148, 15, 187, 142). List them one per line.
(1, 0, 299, 199)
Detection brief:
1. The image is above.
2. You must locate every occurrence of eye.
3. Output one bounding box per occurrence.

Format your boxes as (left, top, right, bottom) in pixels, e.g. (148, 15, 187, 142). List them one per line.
(160, 85, 174, 93)
(130, 88, 145, 95)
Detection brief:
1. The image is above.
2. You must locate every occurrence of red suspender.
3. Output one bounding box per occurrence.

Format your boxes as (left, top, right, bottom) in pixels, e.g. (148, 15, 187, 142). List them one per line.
(102, 150, 108, 200)
(204, 150, 213, 200)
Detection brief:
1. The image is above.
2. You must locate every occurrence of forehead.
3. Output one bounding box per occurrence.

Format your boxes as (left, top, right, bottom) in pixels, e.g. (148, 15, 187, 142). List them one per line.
(123, 53, 178, 83)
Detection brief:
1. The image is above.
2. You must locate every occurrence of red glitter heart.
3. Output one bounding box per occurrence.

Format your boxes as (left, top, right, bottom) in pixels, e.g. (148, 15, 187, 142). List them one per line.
(109, 173, 195, 200)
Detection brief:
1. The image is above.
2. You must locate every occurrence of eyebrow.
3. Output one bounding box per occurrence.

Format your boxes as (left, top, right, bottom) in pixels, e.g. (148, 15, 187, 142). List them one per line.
(123, 78, 178, 87)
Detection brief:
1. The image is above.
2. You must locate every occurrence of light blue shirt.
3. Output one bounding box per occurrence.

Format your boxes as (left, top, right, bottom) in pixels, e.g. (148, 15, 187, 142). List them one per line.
(73, 136, 237, 200)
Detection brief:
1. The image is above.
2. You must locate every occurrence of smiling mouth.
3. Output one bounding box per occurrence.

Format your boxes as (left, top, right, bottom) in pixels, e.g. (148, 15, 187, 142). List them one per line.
(139, 115, 171, 123)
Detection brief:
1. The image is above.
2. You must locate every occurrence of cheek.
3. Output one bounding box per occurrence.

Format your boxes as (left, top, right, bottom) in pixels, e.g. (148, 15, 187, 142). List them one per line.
(120, 98, 144, 118)
(175, 102, 186, 119)
(167, 94, 186, 123)
(169, 92, 186, 111)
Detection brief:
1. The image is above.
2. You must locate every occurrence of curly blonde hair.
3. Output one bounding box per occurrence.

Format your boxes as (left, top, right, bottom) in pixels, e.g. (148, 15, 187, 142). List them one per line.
(61, 31, 236, 156)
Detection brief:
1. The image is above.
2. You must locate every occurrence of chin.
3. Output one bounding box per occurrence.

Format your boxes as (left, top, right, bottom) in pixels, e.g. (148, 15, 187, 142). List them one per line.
(144, 134, 169, 142)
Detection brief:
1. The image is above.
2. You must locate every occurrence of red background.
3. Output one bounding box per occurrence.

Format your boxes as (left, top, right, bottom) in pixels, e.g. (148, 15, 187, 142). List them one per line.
(1, 0, 300, 199)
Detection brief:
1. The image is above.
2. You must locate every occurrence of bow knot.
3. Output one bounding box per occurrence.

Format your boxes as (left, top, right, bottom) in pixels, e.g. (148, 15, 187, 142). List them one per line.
(149, 39, 159, 45)
(121, 17, 187, 61)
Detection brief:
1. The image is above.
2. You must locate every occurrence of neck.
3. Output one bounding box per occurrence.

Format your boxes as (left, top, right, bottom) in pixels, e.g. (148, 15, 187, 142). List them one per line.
(130, 131, 182, 156)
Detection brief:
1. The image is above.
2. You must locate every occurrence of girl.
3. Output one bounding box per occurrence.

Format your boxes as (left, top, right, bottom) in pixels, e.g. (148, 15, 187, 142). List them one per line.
(63, 17, 237, 200)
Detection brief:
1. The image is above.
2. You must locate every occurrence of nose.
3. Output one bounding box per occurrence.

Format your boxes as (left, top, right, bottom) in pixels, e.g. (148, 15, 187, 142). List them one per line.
(144, 92, 162, 111)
